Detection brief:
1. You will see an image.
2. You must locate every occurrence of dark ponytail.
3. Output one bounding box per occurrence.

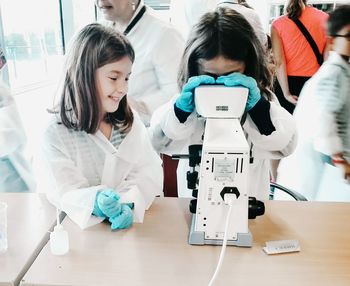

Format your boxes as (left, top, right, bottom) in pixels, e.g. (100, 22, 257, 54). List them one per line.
(286, 0, 307, 18)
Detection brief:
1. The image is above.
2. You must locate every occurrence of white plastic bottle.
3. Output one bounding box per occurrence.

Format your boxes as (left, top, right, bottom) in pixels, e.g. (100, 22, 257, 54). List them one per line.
(50, 224, 69, 255)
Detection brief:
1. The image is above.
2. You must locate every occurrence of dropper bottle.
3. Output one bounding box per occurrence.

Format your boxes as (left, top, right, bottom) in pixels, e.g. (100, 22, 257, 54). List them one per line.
(50, 208, 69, 255)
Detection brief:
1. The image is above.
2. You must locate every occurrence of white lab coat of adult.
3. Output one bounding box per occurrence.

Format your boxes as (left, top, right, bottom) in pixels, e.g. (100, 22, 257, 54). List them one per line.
(183, 0, 267, 47)
(150, 94, 297, 200)
(39, 113, 163, 229)
(217, 0, 267, 47)
(104, 2, 184, 126)
(0, 83, 36, 191)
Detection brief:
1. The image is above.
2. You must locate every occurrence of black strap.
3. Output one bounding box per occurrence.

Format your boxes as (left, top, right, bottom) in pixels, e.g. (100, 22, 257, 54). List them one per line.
(123, 5, 146, 36)
(218, 1, 239, 4)
(289, 17, 323, 66)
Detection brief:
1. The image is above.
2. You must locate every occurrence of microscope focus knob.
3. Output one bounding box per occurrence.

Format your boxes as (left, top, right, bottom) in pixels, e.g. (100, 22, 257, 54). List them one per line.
(187, 171, 198, 190)
(189, 199, 197, 214)
(248, 197, 265, 219)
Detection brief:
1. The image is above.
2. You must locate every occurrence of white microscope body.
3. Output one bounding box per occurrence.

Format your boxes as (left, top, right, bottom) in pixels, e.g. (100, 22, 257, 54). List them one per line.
(189, 86, 252, 246)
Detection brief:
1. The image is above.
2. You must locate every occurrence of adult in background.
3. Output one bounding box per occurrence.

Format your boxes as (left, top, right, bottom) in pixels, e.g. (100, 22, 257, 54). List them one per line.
(271, 0, 328, 114)
(96, 0, 184, 127)
(270, 0, 328, 181)
(0, 50, 36, 192)
(178, 0, 267, 48)
(277, 5, 350, 200)
(217, 0, 267, 48)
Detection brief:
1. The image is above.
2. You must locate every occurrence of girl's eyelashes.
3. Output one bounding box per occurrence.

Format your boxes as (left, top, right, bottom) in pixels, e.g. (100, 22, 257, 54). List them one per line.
(108, 76, 130, 81)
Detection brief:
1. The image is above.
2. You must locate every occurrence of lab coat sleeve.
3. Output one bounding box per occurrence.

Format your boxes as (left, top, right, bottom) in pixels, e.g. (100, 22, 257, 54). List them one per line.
(40, 126, 104, 229)
(149, 97, 198, 154)
(0, 93, 26, 156)
(140, 28, 184, 117)
(244, 101, 297, 159)
(312, 65, 345, 156)
(117, 140, 163, 212)
(117, 117, 163, 213)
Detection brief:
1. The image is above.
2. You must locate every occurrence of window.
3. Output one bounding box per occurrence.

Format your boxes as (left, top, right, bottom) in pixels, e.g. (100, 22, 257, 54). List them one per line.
(0, 0, 95, 93)
(0, 0, 64, 92)
(145, 0, 171, 10)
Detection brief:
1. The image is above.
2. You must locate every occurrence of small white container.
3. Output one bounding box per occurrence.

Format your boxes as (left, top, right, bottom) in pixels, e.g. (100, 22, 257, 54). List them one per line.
(50, 224, 69, 255)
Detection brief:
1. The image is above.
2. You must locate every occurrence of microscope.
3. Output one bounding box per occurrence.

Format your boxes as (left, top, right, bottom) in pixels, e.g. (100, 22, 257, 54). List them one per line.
(174, 86, 264, 247)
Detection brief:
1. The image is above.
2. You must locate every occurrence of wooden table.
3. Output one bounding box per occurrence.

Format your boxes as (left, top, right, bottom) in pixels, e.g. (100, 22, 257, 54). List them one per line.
(20, 198, 350, 286)
(0, 193, 57, 286)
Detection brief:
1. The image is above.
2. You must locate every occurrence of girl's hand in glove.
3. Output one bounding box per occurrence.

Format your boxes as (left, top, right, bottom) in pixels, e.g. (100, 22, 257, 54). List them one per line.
(216, 72, 261, 111)
(109, 204, 133, 230)
(93, 189, 121, 218)
(175, 75, 215, 113)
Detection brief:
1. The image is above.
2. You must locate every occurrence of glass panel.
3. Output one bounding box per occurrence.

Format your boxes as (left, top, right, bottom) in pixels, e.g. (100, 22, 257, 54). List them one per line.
(1, 0, 64, 91)
(145, 0, 171, 10)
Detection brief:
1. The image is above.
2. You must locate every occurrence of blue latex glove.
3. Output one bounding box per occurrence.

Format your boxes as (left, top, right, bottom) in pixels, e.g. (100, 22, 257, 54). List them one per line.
(216, 72, 261, 111)
(109, 204, 133, 230)
(175, 75, 215, 113)
(93, 189, 121, 218)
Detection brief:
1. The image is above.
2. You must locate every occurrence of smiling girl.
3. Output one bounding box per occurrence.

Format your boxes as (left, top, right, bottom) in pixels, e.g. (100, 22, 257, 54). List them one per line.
(40, 23, 162, 229)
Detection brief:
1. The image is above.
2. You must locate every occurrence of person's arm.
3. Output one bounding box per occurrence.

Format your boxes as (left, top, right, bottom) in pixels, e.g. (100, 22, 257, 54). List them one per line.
(245, 100, 297, 159)
(248, 9, 268, 48)
(130, 27, 184, 125)
(312, 63, 348, 180)
(149, 97, 197, 154)
(0, 101, 26, 156)
(271, 26, 298, 105)
(118, 120, 163, 209)
(248, 97, 275, 135)
(331, 153, 350, 182)
(40, 125, 106, 229)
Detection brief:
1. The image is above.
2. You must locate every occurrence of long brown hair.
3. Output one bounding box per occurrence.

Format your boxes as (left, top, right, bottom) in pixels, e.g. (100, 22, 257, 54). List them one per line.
(60, 23, 134, 134)
(178, 7, 273, 99)
(285, 0, 307, 19)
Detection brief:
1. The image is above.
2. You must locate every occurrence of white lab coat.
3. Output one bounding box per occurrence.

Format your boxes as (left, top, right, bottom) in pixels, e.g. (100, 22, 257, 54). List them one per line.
(39, 113, 163, 229)
(0, 83, 36, 192)
(150, 94, 297, 200)
(182, 0, 267, 47)
(277, 52, 350, 200)
(217, 1, 267, 47)
(104, 3, 184, 126)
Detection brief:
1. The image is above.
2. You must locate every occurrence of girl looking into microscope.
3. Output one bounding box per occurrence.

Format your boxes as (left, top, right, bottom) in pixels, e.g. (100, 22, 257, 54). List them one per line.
(150, 7, 297, 200)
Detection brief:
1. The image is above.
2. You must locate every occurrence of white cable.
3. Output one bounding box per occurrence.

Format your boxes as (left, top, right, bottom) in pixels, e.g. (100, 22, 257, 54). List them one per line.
(208, 195, 235, 286)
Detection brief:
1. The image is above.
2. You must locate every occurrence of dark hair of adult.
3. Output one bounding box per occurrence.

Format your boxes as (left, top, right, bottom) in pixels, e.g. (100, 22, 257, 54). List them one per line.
(327, 4, 350, 36)
(60, 23, 135, 134)
(178, 7, 273, 99)
(286, 0, 307, 19)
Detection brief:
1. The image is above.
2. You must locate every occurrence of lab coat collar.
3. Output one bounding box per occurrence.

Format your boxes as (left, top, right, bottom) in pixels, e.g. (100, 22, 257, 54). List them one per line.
(88, 115, 144, 164)
(327, 51, 350, 73)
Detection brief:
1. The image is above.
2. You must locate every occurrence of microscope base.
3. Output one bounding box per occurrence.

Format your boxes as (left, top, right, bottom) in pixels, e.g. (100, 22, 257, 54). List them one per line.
(188, 215, 252, 247)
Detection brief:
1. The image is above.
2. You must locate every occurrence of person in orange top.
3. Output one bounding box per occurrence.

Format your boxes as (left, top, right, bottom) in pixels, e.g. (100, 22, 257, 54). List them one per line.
(271, 0, 328, 114)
